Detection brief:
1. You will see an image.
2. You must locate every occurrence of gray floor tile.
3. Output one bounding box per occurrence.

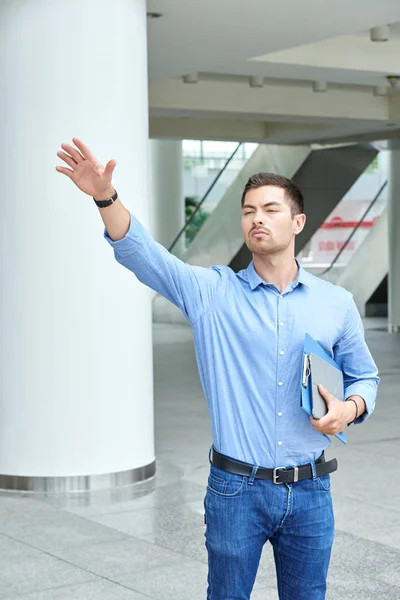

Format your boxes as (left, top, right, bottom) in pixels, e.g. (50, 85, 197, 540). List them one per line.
(326, 576, 400, 600)
(0, 579, 149, 599)
(0, 497, 128, 553)
(139, 525, 208, 563)
(115, 555, 208, 600)
(50, 537, 187, 579)
(0, 552, 98, 599)
(0, 534, 43, 559)
(84, 479, 205, 519)
(333, 495, 400, 549)
(90, 500, 205, 543)
(329, 530, 400, 589)
(330, 449, 400, 513)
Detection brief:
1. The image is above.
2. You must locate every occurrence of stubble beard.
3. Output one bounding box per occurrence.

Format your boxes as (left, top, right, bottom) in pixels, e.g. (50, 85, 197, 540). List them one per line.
(247, 234, 276, 255)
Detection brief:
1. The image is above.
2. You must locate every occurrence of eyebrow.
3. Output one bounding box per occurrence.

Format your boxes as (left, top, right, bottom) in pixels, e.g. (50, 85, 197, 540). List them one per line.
(242, 201, 282, 210)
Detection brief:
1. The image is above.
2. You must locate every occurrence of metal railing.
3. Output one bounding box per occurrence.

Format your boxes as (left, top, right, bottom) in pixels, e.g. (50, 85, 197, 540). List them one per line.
(319, 180, 387, 277)
(168, 143, 243, 253)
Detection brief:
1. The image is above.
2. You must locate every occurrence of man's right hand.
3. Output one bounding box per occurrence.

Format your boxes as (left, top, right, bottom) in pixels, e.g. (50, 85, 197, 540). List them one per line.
(56, 138, 116, 200)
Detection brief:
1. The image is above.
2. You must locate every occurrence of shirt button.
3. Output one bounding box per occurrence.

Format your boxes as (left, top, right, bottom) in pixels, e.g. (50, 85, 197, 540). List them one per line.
(278, 411, 283, 417)
(278, 381, 283, 386)
(280, 350, 284, 356)
(280, 321, 285, 327)
(280, 295, 284, 299)
(278, 441, 283, 446)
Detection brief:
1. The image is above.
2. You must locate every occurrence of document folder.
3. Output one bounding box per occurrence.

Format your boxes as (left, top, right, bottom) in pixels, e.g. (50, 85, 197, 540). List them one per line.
(301, 333, 347, 444)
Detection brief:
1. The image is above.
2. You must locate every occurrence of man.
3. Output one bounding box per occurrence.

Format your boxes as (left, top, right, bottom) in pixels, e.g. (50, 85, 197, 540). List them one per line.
(56, 138, 379, 600)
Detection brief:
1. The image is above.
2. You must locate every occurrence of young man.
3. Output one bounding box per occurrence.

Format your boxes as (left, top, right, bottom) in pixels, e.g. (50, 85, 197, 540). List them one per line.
(56, 138, 379, 600)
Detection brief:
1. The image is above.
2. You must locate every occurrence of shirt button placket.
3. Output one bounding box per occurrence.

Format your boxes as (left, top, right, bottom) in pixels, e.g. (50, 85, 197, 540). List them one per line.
(277, 293, 286, 459)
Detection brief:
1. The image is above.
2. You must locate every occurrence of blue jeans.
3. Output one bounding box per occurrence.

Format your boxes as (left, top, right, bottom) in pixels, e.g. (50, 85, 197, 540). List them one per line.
(203, 453, 334, 600)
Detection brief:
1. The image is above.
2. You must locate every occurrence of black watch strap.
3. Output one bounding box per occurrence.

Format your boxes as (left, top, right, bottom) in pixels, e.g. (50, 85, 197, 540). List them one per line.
(93, 189, 118, 208)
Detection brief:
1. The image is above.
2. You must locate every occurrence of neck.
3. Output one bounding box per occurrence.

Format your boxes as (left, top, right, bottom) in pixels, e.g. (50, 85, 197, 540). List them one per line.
(253, 252, 299, 293)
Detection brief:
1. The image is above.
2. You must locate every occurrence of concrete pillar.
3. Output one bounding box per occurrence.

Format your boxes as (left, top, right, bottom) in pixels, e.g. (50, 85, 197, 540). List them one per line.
(149, 140, 185, 253)
(387, 141, 400, 333)
(0, 0, 155, 491)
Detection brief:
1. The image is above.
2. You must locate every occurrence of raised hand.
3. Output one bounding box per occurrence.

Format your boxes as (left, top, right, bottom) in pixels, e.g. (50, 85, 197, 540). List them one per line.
(56, 138, 116, 200)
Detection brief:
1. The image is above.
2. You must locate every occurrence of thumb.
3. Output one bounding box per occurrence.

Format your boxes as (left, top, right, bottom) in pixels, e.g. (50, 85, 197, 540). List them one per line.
(104, 159, 117, 179)
(318, 384, 334, 405)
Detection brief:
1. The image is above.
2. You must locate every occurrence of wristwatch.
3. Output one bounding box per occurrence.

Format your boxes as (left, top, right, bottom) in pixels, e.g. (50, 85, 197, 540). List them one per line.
(93, 189, 118, 208)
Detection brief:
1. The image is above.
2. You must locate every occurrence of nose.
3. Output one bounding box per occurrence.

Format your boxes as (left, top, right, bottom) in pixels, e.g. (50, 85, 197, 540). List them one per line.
(253, 213, 264, 225)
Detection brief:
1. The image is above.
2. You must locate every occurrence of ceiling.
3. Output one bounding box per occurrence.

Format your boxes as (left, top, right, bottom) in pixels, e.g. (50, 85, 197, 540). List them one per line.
(146, 0, 400, 144)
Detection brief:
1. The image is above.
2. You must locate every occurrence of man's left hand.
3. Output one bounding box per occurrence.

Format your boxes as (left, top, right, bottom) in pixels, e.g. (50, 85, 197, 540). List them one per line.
(310, 385, 355, 435)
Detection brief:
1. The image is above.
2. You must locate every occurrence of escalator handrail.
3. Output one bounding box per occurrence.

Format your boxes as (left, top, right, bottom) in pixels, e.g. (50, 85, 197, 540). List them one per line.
(168, 142, 243, 253)
(319, 180, 387, 277)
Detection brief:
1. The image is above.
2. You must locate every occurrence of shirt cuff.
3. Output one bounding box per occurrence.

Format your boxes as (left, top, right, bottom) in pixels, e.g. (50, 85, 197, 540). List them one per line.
(345, 382, 377, 424)
(103, 212, 144, 256)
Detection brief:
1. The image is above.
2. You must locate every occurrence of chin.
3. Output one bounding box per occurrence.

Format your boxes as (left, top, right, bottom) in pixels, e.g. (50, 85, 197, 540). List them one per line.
(248, 239, 272, 253)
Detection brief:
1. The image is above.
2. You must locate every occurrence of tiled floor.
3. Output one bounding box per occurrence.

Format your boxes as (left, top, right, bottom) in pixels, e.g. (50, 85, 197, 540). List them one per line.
(0, 318, 399, 599)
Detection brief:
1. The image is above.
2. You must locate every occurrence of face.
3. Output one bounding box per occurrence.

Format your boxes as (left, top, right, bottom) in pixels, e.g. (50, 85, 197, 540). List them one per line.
(241, 186, 306, 256)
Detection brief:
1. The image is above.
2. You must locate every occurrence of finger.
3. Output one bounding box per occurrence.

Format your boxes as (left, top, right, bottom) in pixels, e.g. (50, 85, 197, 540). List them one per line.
(57, 151, 77, 169)
(314, 414, 331, 428)
(61, 143, 85, 163)
(104, 159, 116, 179)
(311, 420, 333, 434)
(55, 166, 73, 178)
(311, 410, 334, 427)
(72, 137, 95, 161)
(318, 384, 330, 399)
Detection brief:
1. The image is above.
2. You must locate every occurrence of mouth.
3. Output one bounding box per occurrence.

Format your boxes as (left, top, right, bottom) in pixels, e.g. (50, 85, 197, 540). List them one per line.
(251, 231, 269, 238)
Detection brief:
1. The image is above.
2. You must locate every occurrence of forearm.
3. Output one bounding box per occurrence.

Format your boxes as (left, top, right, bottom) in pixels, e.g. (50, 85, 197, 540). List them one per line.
(96, 188, 130, 241)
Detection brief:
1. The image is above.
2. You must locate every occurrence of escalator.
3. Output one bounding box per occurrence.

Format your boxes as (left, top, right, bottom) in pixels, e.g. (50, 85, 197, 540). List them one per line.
(313, 182, 388, 317)
(153, 142, 378, 324)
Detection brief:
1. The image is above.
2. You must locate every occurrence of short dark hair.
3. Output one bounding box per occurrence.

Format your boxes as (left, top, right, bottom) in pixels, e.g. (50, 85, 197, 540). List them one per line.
(240, 172, 304, 216)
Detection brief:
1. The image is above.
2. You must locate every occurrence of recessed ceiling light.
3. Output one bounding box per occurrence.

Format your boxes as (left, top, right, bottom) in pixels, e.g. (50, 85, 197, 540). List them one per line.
(387, 75, 400, 89)
(183, 73, 199, 84)
(147, 12, 162, 19)
(370, 25, 389, 42)
(249, 76, 264, 88)
(374, 85, 388, 97)
(312, 81, 327, 93)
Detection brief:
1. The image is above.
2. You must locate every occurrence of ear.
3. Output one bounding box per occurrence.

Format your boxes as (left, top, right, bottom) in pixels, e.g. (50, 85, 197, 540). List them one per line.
(294, 213, 306, 235)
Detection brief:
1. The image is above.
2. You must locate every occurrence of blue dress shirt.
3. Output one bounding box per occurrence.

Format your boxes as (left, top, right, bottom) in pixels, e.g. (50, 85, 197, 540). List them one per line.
(105, 213, 379, 469)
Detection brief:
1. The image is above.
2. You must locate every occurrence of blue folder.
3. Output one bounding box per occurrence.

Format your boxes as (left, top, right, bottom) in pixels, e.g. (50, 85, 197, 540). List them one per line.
(301, 333, 347, 444)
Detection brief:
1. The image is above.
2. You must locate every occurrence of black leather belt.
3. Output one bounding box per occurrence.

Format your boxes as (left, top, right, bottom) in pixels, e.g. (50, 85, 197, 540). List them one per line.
(210, 447, 338, 485)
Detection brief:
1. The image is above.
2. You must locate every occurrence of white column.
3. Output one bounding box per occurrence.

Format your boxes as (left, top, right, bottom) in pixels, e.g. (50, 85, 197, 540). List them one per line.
(149, 139, 185, 253)
(387, 141, 400, 333)
(0, 0, 155, 490)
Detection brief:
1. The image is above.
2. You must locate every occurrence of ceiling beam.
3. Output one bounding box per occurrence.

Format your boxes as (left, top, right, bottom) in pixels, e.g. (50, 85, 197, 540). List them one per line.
(149, 115, 396, 145)
(149, 78, 391, 122)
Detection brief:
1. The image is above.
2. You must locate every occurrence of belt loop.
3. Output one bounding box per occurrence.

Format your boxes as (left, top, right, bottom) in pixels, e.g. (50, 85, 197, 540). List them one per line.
(208, 445, 213, 465)
(310, 460, 317, 481)
(248, 465, 258, 485)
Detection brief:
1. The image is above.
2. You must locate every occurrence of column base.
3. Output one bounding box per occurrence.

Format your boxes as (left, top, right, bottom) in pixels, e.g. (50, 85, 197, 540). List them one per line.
(0, 460, 156, 493)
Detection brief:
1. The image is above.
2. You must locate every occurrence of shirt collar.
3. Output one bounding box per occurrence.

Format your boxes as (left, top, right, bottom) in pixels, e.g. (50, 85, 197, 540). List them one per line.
(246, 259, 312, 291)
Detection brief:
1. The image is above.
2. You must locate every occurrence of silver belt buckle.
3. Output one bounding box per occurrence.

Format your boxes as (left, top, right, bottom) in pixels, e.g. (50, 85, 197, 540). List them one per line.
(273, 466, 286, 484)
(273, 466, 300, 484)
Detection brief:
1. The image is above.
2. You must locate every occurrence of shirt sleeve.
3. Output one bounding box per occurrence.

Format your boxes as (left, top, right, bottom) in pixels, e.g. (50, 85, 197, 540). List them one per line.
(333, 293, 380, 424)
(103, 211, 224, 323)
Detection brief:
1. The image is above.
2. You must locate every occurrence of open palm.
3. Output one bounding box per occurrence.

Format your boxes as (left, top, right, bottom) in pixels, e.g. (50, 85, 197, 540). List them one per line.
(56, 138, 116, 198)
